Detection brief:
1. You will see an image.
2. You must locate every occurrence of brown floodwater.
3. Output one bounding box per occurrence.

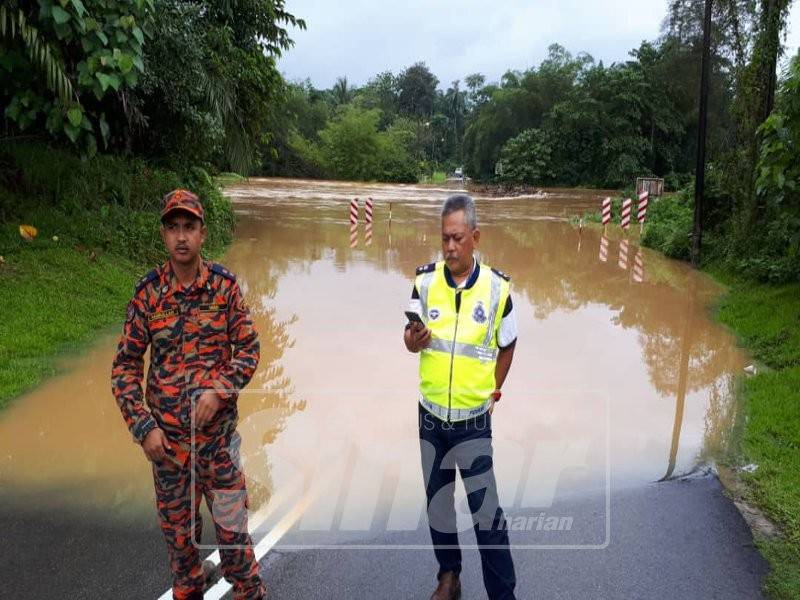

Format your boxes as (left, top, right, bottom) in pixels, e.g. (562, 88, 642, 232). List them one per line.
(0, 178, 748, 539)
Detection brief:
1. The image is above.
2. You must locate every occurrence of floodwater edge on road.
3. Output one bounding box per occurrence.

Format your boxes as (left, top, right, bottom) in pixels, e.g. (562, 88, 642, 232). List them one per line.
(572, 211, 800, 599)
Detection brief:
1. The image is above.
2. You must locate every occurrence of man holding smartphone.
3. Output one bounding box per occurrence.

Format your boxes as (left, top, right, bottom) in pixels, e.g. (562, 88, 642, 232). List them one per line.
(404, 194, 517, 600)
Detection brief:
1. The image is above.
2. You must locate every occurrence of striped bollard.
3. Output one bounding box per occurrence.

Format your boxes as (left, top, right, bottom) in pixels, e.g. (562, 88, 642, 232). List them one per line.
(350, 198, 359, 225)
(601, 197, 612, 225)
(365, 223, 373, 246)
(365, 198, 374, 224)
(637, 190, 649, 223)
(349, 223, 358, 248)
(599, 236, 609, 262)
(620, 198, 632, 230)
(618, 239, 629, 270)
(633, 249, 644, 283)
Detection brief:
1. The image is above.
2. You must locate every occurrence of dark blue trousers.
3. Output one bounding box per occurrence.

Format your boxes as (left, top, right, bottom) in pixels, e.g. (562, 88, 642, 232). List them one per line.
(418, 404, 516, 600)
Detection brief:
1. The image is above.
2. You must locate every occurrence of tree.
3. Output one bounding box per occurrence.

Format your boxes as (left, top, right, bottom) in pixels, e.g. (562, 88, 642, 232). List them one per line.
(464, 72, 486, 110)
(462, 45, 590, 180)
(1, 0, 305, 173)
(1, 0, 154, 155)
(444, 80, 466, 161)
(132, 0, 305, 173)
(331, 76, 353, 106)
(498, 128, 555, 185)
(0, 1, 75, 106)
(354, 70, 397, 128)
(396, 61, 438, 117)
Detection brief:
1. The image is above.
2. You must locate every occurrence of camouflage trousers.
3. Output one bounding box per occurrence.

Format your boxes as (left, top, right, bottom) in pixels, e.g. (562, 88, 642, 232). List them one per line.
(152, 432, 265, 600)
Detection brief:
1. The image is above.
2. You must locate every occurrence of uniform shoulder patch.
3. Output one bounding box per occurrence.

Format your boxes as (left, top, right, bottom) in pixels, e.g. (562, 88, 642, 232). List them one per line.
(491, 267, 511, 282)
(134, 269, 158, 294)
(210, 262, 237, 282)
(415, 262, 436, 275)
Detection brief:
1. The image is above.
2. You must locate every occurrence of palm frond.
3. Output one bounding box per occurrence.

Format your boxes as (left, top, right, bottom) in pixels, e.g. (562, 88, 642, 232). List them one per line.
(0, 4, 77, 106)
(200, 70, 253, 175)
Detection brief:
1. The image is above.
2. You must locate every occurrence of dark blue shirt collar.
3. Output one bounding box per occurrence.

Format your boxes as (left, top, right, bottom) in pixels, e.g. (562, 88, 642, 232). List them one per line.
(444, 256, 480, 289)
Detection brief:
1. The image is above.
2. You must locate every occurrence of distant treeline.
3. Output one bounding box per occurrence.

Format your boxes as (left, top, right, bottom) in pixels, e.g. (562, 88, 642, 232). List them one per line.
(1, 0, 798, 280)
(263, 0, 798, 282)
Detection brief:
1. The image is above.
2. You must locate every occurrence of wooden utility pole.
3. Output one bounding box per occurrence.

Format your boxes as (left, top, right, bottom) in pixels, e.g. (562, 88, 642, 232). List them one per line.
(692, 0, 713, 267)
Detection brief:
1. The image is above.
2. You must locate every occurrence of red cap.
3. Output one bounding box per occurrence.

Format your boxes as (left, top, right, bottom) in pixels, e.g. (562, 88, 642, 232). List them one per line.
(160, 189, 204, 223)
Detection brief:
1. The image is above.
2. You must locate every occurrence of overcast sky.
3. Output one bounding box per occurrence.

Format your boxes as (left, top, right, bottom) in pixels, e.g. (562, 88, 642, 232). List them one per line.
(278, 0, 800, 90)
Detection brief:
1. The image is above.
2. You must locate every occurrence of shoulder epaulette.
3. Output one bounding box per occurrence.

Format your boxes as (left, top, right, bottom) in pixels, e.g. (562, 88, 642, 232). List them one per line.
(134, 269, 158, 294)
(211, 263, 237, 282)
(415, 262, 436, 276)
(491, 267, 511, 282)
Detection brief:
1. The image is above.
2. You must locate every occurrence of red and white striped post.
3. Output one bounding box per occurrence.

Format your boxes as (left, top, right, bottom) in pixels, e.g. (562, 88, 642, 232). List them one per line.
(365, 198, 374, 224)
(349, 223, 358, 248)
(365, 223, 373, 246)
(618, 239, 629, 270)
(599, 236, 609, 262)
(601, 197, 612, 230)
(350, 198, 359, 225)
(637, 190, 649, 234)
(633, 248, 644, 283)
(620, 198, 632, 230)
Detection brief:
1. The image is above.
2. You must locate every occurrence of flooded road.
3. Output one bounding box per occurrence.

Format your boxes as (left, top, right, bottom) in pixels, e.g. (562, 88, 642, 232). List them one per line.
(0, 178, 755, 597)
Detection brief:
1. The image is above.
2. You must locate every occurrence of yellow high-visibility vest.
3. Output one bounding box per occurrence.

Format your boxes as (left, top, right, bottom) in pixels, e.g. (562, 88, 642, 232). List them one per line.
(415, 260, 510, 421)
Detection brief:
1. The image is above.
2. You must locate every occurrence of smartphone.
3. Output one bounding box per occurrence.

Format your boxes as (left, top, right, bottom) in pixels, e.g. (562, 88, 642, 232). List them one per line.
(405, 311, 425, 325)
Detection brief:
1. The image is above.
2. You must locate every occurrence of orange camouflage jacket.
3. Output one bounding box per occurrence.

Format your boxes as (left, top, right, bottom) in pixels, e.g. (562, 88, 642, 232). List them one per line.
(111, 260, 259, 448)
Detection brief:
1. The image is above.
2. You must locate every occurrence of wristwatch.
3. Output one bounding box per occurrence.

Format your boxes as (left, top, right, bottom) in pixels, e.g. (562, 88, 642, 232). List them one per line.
(491, 390, 502, 402)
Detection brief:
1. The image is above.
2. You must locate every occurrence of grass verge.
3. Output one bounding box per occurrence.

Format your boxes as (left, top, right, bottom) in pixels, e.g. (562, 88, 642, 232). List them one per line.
(713, 278, 800, 599)
(0, 245, 135, 408)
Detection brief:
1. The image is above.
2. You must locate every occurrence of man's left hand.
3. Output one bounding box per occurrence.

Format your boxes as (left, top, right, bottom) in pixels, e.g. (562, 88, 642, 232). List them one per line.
(195, 389, 222, 427)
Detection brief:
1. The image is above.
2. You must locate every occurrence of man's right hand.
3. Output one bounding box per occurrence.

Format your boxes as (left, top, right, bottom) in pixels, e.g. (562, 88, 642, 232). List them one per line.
(405, 321, 432, 353)
(142, 428, 172, 463)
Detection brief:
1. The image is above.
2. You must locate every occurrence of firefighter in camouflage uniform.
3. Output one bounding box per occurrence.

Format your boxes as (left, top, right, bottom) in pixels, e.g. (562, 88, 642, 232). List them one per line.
(111, 189, 266, 599)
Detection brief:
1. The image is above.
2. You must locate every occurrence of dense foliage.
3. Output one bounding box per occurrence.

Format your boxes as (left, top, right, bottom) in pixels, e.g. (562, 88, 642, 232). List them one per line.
(2, 0, 799, 281)
(2, 0, 153, 155)
(1, 0, 304, 173)
(0, 141, 232, 264)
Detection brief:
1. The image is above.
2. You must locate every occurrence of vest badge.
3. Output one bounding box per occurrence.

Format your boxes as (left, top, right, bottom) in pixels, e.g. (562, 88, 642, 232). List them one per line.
(472, 301, 487, 324)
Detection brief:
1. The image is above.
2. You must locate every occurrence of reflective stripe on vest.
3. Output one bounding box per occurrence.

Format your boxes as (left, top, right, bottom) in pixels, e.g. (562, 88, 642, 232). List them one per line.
(427, 337, 498, 362)
(420, 395, 492, 421)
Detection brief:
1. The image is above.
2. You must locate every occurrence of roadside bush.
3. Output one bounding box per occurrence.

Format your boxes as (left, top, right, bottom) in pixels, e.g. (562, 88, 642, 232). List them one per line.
(641, 193, 694, 260)
(0, 142, 233, 263)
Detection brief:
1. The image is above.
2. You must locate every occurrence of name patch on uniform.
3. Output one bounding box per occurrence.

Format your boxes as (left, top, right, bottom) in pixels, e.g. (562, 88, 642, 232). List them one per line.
(148, 308, 179, 322)
(198, 303, 227, 313)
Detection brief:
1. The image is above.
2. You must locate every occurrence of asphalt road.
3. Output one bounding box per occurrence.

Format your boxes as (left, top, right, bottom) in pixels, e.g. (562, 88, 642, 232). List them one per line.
(0, 471, 768, 599)
(263, 473, 768, 600)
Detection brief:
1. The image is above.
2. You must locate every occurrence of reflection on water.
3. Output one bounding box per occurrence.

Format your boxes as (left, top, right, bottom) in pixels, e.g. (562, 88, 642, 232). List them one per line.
(0, 177, 747, 534)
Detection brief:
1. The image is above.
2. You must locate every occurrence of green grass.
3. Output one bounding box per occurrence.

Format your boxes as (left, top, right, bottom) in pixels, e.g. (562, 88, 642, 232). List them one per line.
(716, 283, 800, 370)
(215, 172, 246, 187)
(0, 245, 136, 408)
(711, 276, 800, 598)
(419, 171, 447, 184)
